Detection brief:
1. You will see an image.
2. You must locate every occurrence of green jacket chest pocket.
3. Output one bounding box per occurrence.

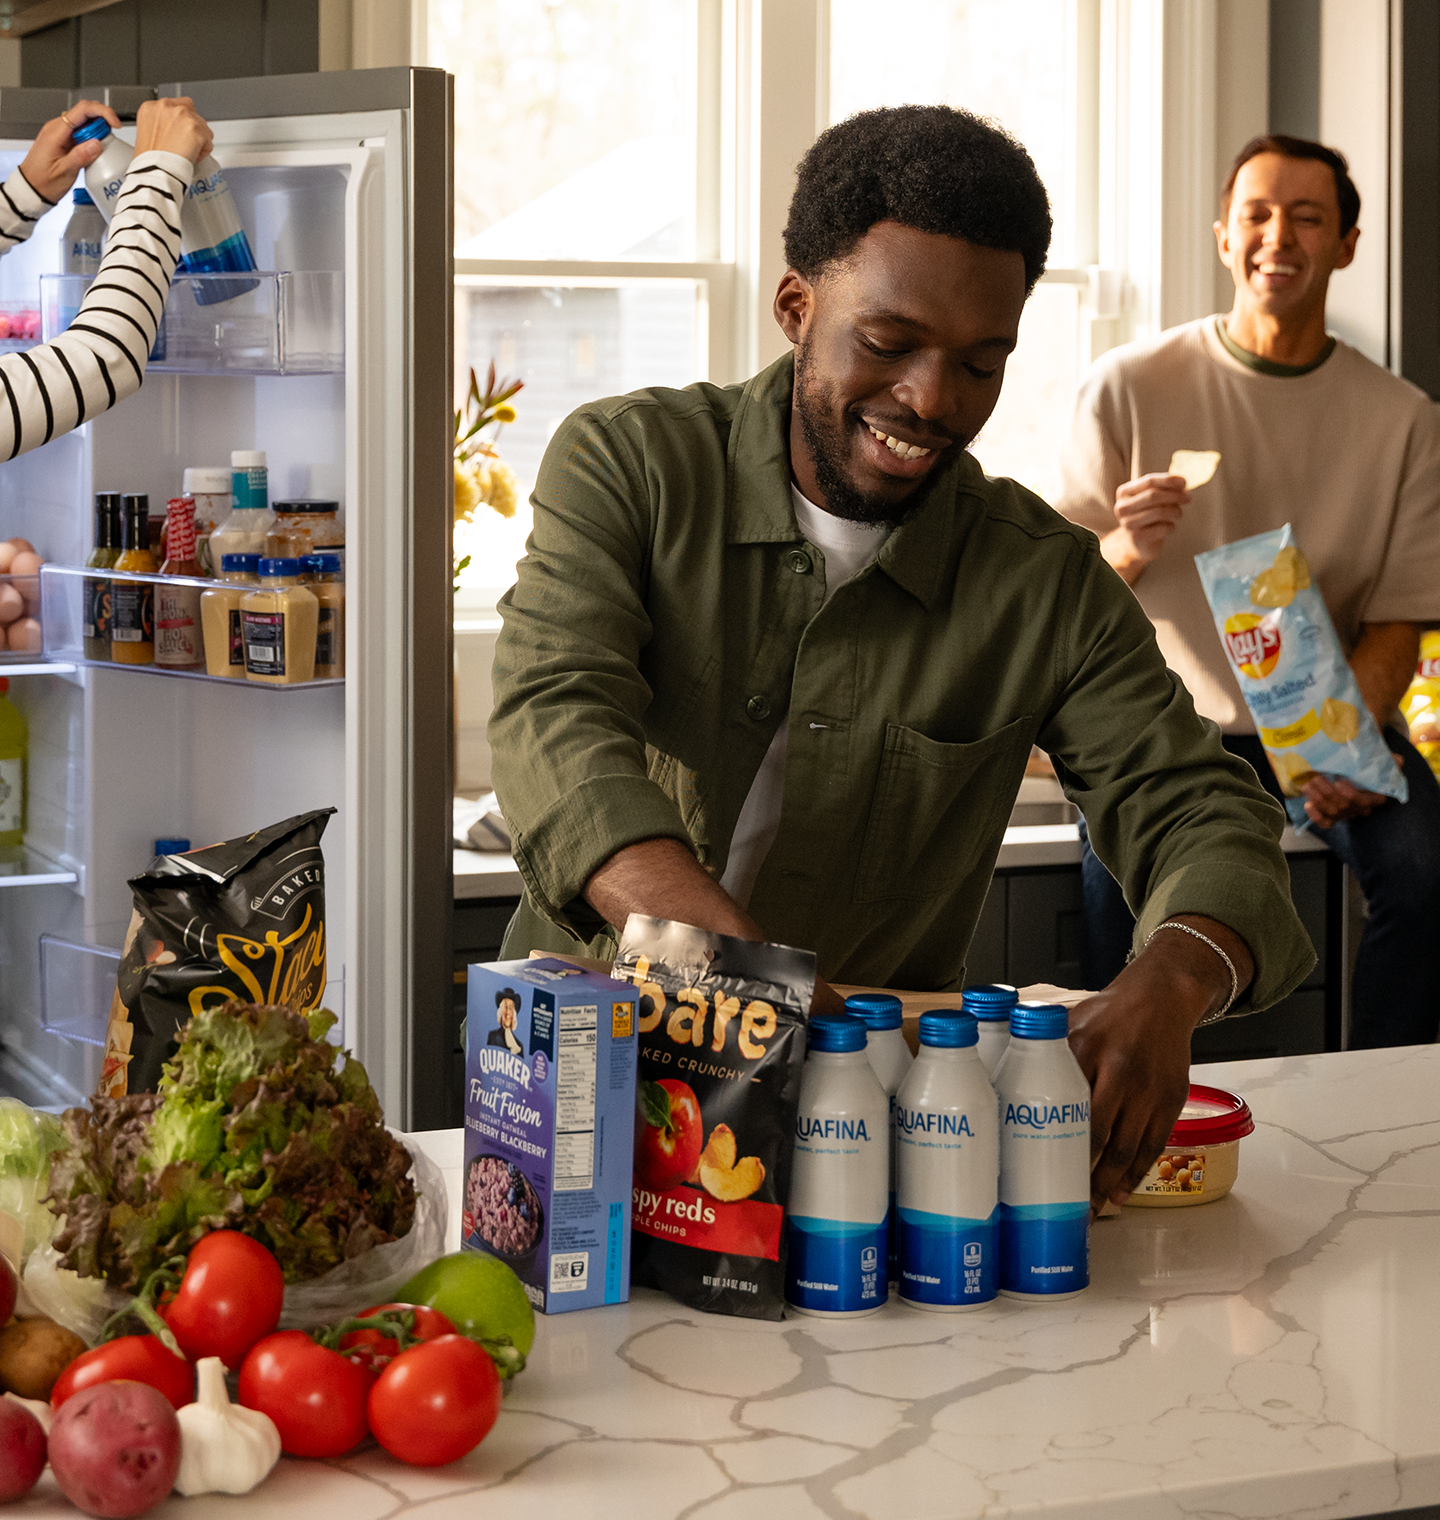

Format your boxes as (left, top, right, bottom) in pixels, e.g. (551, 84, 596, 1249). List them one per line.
(854, 717, 1034, 904)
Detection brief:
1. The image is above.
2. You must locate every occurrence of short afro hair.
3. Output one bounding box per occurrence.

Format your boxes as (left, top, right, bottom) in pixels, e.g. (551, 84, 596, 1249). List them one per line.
(783, 105, 1052, 292)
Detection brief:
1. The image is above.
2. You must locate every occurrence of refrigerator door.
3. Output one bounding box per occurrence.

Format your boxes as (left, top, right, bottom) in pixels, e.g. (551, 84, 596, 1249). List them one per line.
(0, 72, 453, 1128)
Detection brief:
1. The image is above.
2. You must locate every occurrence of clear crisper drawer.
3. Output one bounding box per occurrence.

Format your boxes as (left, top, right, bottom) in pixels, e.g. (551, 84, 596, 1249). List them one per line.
(40, 270, 343, 375)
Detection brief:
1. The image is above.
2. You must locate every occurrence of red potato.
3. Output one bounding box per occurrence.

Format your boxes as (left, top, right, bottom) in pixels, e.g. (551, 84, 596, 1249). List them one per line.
(9, 551, 41, 577)
(48, 1381, 181, 1519)
(0, 1395, 46, 1500)
(0, 1251, 16, 1324)
(8, 617, 40, 652)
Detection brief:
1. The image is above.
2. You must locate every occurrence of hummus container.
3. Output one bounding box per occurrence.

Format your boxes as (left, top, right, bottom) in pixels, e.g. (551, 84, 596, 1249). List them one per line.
(1125, 1083, 1253, 1208)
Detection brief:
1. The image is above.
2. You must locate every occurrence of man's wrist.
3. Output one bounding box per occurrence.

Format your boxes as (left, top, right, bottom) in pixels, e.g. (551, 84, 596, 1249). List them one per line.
(1132, 913, 1254, 1026)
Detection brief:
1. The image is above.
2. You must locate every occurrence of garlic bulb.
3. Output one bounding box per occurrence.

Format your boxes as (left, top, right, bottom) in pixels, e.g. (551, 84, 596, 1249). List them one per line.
(175, 1356, 281, 1496)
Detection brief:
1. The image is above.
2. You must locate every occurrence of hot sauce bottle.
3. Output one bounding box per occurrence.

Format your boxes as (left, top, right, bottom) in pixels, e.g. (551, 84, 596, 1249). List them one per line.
(82, 491, 121, 662)
(111, 494, 157, 665)
(156, 495, 205, 672)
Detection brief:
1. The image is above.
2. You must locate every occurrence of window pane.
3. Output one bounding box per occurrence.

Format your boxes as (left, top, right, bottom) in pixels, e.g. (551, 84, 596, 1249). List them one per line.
(430, 0, 698, 259)
(455, 280, 704, 595)
(828, 0, 1075, 263)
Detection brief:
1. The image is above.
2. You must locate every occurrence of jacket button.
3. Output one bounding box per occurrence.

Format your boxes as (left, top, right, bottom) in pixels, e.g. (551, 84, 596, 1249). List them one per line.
(787, 549, 811, 574)
(746, 695, 771, 721)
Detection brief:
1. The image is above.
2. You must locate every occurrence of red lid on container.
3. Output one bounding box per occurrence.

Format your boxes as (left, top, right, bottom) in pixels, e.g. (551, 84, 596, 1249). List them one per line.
(1167, 1084, 1254, 1146)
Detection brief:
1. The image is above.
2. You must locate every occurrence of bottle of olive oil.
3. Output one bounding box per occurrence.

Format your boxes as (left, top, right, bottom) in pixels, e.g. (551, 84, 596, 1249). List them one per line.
(111, 494, 157, 665)
(0, 677, 28, 849)
(82, 491, 121, 662)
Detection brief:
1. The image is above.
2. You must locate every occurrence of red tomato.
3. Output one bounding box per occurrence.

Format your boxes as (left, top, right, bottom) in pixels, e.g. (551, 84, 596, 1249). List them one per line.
(367, 1335, 501, 1467)
(50, 1335, 194, 1412)
(162, 1230, 284, 1369)
(338, 1302, 457, 1374)
(238, 1331, 371, 1458)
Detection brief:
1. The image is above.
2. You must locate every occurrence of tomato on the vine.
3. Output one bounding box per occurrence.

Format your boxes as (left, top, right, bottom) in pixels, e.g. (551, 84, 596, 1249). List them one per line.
(367, 1335, 501, 1467)
(50, 1334, 193, 1412)
(161, 1230, 284, 1369)
(338, 1302, 456, 1375)
(238, 1331, 371, 1458)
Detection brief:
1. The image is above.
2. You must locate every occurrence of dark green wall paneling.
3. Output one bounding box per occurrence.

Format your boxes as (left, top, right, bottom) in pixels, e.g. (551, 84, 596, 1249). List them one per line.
(1268, 0, 1321, 140)
(79, 0, 139, 87)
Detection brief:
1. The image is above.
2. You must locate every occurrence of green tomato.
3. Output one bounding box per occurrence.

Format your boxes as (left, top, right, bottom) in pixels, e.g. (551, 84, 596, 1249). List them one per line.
(398, 1252, 536, 1363)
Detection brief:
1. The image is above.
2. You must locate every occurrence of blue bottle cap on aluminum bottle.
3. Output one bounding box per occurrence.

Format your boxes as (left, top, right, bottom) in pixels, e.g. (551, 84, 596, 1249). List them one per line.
(962, 984, 1018, 1021)
(807, 1012, 868, 1053)
(70, 117, 111, 145)
(154, 838, 190, 855)
(1009, 1002, 1070, 1040)
(72, 186, 94, 206)
(918, 1010, 978, 1048)
(844, 992, 902, 1031)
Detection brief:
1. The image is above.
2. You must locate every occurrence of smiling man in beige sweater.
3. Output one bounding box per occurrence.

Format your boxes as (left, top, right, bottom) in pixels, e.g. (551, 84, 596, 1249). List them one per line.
(1056, 134, 1440, 1049)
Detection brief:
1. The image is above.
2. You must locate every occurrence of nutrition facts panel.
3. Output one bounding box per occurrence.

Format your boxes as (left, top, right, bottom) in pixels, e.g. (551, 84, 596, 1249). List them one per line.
(555, 1005, 598, 1191)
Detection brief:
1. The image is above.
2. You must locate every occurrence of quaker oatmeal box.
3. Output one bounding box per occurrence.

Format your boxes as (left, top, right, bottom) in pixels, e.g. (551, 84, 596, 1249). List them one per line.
(464, 959, 638, 1312)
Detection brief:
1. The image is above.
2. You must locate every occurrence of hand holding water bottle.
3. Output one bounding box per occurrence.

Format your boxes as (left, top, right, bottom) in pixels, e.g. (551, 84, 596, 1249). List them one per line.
(21, 99, 121, 202)
(133, 97, 213, 164)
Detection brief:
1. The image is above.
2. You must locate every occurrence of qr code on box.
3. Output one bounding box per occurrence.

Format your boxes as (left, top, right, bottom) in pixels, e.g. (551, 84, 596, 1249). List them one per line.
(550, 1252, 590, 1292)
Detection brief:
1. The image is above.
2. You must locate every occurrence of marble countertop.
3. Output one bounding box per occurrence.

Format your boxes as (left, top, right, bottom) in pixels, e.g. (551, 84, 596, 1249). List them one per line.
(22, 1045, 1438, 1520)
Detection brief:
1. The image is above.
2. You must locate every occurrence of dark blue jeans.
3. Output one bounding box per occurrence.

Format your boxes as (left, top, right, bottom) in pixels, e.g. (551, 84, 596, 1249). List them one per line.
(1078, 728, 1440, 1048)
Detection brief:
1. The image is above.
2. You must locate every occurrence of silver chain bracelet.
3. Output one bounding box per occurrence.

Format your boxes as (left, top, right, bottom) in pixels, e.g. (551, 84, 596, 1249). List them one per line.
(1143, 920, 1240, 1024)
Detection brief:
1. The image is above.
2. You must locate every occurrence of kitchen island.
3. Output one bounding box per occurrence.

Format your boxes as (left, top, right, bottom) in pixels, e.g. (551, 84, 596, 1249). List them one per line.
(20, 1044, 1440, 1520)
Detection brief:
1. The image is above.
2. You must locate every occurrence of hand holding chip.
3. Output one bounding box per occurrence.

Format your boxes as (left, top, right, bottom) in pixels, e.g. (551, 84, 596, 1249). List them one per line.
(1104, 452, 1220, 586)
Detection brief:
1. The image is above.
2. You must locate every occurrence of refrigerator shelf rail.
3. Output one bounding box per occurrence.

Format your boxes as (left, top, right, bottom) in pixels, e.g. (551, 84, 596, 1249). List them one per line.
(0, 849, 79, 891)
(40, 270, 344, 376)
(39, 564, 344, 689)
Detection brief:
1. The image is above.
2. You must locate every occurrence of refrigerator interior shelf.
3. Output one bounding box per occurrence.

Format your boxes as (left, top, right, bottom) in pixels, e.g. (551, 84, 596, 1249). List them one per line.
(40, 270, 344, 376)
(0, 661, 76, 676)
(58, 658, 343, 690)
(0, 848, 79, 890)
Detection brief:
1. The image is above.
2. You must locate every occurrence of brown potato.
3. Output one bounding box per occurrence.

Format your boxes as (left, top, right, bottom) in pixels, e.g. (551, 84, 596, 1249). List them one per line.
(0, 1316, 88, 1400)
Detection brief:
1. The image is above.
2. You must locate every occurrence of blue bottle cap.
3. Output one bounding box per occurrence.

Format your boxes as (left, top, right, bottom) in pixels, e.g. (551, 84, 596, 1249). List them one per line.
(220, 553, 260, 573)
(844, 992, 902, 1031)
(962, 984, 1018, 1021)
(154, 838, 190, 855)
(303, 554, 342, 574)
(918, 1010, 978, 1048)
(258, 557, 301, 577)
(807, 1012, 867, 1053)
(1009, 1002, 1070, 1040)
(71, 118, 111, 145)
(72, 186, 94, 206)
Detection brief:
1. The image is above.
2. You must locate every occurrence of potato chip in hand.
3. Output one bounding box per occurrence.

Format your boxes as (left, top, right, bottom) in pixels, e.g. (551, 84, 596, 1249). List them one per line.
(1168, 449, 1221, 490)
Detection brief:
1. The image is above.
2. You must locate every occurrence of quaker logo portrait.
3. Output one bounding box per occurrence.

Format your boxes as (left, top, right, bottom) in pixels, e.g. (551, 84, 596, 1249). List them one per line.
(489, 985, 524, 1055)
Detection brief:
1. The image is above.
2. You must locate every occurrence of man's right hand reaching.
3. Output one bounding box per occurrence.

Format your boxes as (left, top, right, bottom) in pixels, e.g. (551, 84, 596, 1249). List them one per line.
(1101, 472, 1191, 586)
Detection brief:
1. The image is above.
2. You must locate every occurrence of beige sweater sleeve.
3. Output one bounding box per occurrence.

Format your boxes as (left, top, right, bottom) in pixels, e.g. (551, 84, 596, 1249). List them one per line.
(1052, 354, 1135, 539)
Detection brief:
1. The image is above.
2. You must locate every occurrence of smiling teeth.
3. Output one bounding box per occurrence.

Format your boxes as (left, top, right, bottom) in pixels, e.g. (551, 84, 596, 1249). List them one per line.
(868, 425, 931, 459)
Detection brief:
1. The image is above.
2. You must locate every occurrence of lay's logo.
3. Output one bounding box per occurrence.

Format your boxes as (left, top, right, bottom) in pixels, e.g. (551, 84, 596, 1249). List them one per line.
(1420, 658, 1440, 679)
(1224, 613, 1281, 678)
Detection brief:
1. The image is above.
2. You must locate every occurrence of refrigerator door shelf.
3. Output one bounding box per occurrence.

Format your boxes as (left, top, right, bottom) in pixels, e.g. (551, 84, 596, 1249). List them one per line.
(0, 850, 79, 892)
(40, 270, 343, 376)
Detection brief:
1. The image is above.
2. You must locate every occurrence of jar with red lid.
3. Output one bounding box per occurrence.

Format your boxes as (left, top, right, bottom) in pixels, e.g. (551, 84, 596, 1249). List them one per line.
(1125, 1084, 1254, 1208)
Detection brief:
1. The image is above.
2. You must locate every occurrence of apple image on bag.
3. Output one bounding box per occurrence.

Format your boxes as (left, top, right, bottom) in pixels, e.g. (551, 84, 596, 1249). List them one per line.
(635, 1078, 703, 1191)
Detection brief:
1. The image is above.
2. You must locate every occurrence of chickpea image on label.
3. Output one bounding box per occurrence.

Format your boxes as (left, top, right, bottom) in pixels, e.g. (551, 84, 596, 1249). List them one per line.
(1320, 695, 1361, 743)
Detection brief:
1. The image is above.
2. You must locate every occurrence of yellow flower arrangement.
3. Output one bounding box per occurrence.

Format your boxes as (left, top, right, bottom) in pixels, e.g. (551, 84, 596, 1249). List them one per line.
(454, 363, 524, 584)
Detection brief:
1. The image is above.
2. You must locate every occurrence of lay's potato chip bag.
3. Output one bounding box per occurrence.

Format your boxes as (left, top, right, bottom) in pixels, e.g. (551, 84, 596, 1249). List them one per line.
(1401, 629, 1440, 783)
(1195, 525, 1408, 825)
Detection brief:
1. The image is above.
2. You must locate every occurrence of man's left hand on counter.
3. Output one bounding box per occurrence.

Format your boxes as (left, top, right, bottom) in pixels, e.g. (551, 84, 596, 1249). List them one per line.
(1069, 913, 1254, 1213)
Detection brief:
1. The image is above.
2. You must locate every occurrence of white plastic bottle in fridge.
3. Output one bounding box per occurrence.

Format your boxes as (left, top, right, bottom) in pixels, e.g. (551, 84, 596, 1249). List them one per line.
(179, 155, 259, 306)
(844, 992, 912, 1285)
(992, 1002, 1091, 1301)
(784, 1012, 889, 1318)
(209, 451, 274, 561)
(895, 1009, 998, 1310)
(962, 984, 1018, 1076)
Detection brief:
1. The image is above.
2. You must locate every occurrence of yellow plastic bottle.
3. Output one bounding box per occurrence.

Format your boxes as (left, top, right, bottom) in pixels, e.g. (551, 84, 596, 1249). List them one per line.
(0, 676, 28, 848)
(240, 557, 318, 684)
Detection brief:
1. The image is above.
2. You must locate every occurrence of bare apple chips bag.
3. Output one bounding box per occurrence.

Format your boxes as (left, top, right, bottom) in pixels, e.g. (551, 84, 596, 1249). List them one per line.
(1195, 525, 1407, 826)
(613, 915, 813, 1320)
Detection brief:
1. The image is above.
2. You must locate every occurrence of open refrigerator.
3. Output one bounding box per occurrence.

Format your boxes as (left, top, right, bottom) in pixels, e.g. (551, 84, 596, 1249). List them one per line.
(0, 69, 454, 1130)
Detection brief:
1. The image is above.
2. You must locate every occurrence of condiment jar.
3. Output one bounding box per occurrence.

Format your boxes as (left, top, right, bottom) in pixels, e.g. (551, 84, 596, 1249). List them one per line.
(240, 557, 318, 684)
(273, 499, 343, 573)
(183, 465, 232, 576)
(305, 553, 344, 679)
(1124, 1084, 1254, 1208)
(200, 553, 259, 680)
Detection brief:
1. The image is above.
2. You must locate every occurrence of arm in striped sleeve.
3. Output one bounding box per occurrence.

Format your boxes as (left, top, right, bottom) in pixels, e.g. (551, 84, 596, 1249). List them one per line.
(0, 167, 54, 253)
(0, 150, 193, 461)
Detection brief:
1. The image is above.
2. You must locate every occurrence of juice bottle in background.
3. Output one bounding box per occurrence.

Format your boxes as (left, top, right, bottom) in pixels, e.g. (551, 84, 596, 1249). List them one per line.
(200, 553, 259, 679)
(111, 494, 157, 665)
(306, 553, 345, 678)
(843, 992, 912, 1286)
(155, 497, 205, 671)
(0, 677, 27, 849)
(1401, 630, 1440, 783)
(82, 491, 121, 662)
(240, 558, 317, 684)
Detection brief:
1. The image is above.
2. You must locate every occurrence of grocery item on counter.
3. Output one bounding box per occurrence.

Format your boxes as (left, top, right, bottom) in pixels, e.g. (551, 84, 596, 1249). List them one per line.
(0, 1098, 63, 1264)
(1402, 630, 1440, 783)
(241, 557, 318, 683)
(183, 466, 231, 575)
(614, 915, 813, 1321)
(0, 1395, 45, 1501)
(993, 1003, 1090, 1300)
(48, 1380, 182, 1519)
(398, 1252, 535, 1375)
(154, 496, 205, 672)
(175, 1356, 282, 1497)
(111, 494, 156, 666)
(199, 553, 259, 679)
(0, 678, 24, 848)
(0, 1313, 88, 1399)
(962, 983, 1017, 1075)
(308, 553, 345, 678)
(784, 1012, 889, 1318)
(896, 1009, 999, 1311)
(843, 992, 912, 1284)
(463, 959, 637, 1314)
(97, 808, 334, 1096)
(83, 492, 121, 662)
(275, 499, 344, 576)
(1125, 1084, 1254, 1208)
(1196, 525, 1407, 824)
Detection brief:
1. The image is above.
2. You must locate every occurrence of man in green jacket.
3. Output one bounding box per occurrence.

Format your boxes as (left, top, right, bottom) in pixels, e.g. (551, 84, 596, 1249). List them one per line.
(490, 105, 1314, 1210)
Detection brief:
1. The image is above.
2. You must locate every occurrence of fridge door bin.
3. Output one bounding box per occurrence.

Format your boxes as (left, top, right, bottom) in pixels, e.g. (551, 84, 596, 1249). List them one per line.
(0, 570, 43, 662)
(40, 934, 119, 1047)
(39, 564, 343, 688)
(40, 271, 343, 375)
